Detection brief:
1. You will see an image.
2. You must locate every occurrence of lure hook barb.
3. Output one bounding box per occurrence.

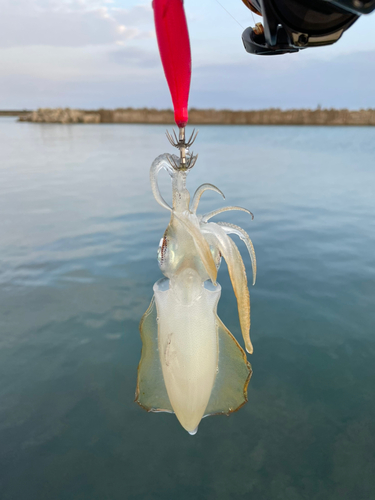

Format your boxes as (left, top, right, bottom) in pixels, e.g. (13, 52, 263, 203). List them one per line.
(165, 127, 199, 170)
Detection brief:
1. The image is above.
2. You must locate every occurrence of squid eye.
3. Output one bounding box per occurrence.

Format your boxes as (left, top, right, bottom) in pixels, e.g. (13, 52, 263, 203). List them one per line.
(210, 245, 222, 270)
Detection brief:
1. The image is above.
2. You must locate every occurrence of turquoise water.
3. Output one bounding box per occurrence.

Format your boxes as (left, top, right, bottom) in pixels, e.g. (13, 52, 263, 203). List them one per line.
(1, 117, 375, 499)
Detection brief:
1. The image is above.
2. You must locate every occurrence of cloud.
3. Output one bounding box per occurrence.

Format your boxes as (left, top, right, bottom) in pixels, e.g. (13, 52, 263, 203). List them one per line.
(111, 5, 153, 26)
(191, 50, 375, 110)
(0, 72, 169, 110)
(0, 43, 160, 80)
(0, 43, 165, 109)
(0, 28, 374, 110)
(0, 0, 153, 47)
(109, 46, 159, 68)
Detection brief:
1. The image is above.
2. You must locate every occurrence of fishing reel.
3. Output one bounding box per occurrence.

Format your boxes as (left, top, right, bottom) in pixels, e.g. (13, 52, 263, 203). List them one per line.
(241, 0, 375, 55)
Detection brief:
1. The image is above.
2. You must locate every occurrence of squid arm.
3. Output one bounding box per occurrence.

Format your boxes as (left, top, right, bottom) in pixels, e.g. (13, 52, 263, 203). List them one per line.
(149, 153, 175, 211)
(202, 206, 254, 223)
(202, 222, 253, 354)
(217, 222, 257, 286)
(177, 215, 218, 284)
(190, 183, 225, 214)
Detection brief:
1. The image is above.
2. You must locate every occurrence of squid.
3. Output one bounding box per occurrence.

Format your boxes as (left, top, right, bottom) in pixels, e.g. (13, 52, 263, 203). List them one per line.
(135, 148, 256, 435)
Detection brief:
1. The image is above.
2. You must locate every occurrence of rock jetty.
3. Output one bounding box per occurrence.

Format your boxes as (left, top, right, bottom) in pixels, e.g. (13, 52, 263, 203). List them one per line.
(19, 108, 100, 124)
(18, 107, 375, 126)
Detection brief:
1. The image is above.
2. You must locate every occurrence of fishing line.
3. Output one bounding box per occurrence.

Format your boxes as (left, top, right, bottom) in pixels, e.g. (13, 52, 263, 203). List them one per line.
(214, 0, 244, 29)
(250, 9, 256, 25)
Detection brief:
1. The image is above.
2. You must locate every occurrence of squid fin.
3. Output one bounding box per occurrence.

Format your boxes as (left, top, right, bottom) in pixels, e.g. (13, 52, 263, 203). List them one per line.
(204, 316, 252, 417)
(135, 297, 173, 413)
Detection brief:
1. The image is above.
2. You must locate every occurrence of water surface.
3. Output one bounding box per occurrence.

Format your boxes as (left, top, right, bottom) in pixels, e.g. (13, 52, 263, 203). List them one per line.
(1, 118, 375, 499)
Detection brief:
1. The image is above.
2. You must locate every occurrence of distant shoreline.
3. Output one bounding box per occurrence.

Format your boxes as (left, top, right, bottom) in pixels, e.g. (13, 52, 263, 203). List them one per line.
(3, 107, 375, 126)
(0, 110, 32, 116)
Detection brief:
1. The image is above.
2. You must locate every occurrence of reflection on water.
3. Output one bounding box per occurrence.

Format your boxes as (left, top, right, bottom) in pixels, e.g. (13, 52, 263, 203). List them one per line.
(0, 117, 375, 499)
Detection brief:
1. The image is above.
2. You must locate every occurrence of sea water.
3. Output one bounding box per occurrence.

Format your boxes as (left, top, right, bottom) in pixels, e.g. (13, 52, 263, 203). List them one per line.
(0, 117, 375, 499)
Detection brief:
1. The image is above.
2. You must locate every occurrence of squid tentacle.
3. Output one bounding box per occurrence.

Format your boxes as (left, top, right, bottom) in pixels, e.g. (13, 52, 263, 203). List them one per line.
(150, 154, 177, 211)
(190, 183, 225, 214)
(202, 206, 254, 223)
(217, 222, 257, 286)
(202, 222, 253, 354)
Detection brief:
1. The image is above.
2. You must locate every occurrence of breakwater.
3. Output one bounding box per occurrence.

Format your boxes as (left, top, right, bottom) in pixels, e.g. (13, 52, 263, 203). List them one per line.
(17, 107, 375, 125)
(0, 110, 32, 117)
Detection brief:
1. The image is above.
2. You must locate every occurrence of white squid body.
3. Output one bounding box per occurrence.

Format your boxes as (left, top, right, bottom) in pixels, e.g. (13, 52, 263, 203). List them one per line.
(135, 154, 256, 434)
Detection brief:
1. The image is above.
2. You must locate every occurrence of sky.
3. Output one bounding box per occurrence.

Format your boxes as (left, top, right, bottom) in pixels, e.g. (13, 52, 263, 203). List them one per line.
(0, 0, 374, 110)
